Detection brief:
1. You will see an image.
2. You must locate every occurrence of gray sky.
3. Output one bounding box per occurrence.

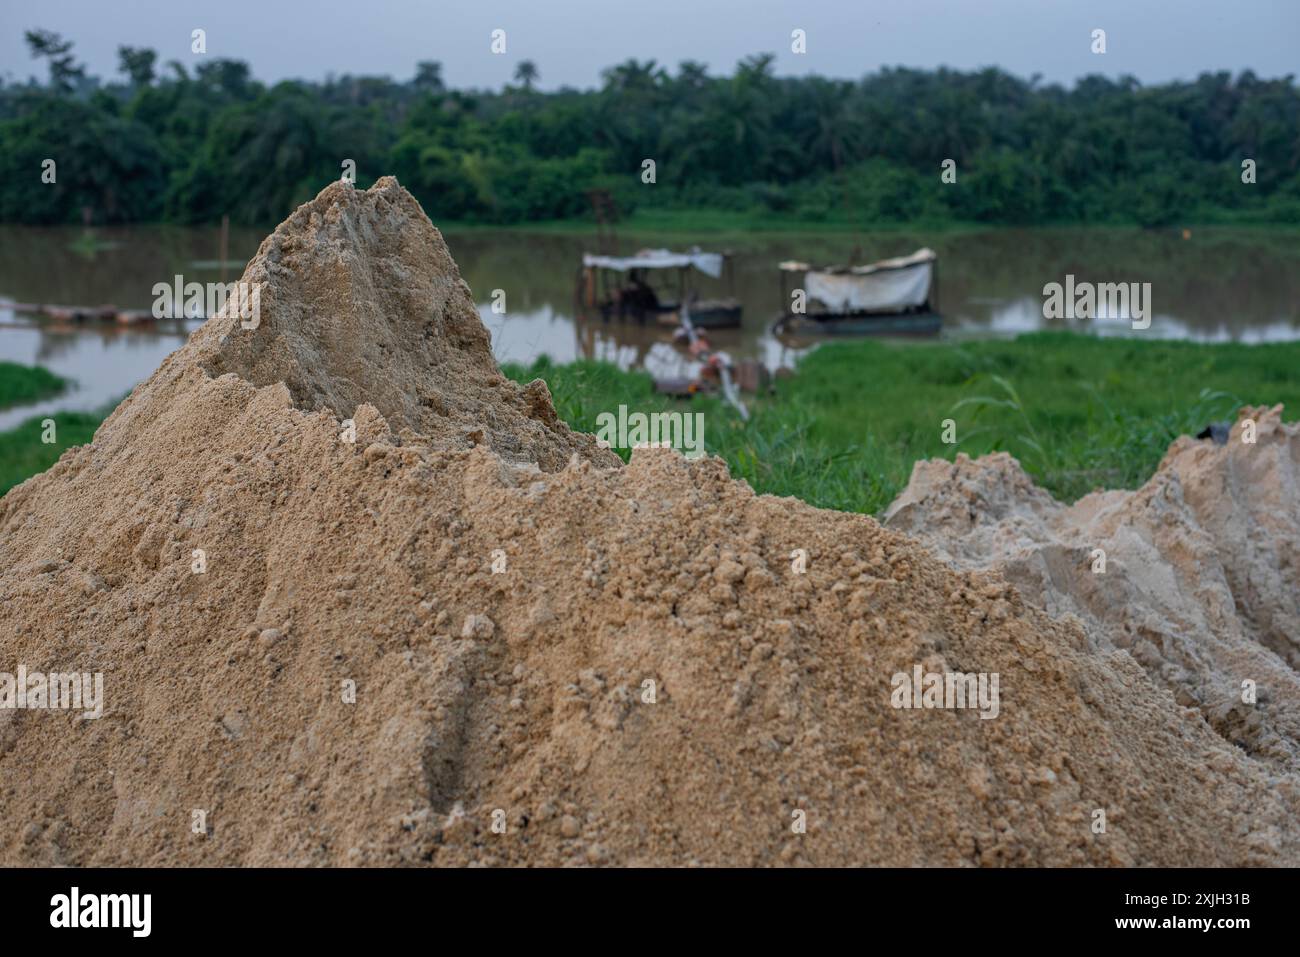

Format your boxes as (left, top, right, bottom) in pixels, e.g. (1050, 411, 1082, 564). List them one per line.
(2, 0, 1296, 89)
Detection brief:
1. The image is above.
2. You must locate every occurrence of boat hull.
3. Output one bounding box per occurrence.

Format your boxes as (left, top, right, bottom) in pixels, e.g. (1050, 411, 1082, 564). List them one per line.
(688, 301, 743, 328)
(654, 300, 744, 329)
(773, 311, 942, 337)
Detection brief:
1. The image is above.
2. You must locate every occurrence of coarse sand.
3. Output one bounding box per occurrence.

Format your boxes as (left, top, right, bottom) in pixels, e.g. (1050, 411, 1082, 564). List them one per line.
(1, 178, 1296, 866)
(886, 407, 1300, 772)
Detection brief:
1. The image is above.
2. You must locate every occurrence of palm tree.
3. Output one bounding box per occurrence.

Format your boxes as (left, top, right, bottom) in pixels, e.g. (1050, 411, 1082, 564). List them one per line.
(805, 78, 862, 173)
(413, 61, 444, 94)
(117, 46, 157, 87)
(25, 29, 86, 92)
(734, 53, 776, 88)
(600, 58, 666, 94)
(675, 60, 709, 91)
(514, 60, 539, 92)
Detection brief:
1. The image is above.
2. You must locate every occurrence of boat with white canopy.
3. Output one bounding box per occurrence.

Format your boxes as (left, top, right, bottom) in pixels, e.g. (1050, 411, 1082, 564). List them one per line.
(773, 248, 941, 336)
(577, 247, 743, 328)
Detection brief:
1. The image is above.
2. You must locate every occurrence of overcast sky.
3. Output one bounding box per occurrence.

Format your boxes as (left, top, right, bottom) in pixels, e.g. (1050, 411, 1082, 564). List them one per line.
(2, 0, 1296, 89)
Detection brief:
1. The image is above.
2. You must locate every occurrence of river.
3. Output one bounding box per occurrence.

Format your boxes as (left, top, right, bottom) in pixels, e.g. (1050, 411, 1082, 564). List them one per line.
(1, 223, 1297, 430)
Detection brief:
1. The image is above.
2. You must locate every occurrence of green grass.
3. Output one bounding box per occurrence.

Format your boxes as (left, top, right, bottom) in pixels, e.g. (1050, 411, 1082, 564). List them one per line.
(0, 361, 68, 409)
(0, 410, 102, 495)
(506, 332, 1300, 515)
(610, 208, 985, 235)
(434, 210, 968, 236)
(3, 335, 1296, 510)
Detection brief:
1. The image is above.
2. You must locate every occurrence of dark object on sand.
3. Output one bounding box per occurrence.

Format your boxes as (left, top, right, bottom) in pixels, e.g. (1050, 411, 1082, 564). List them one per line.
(1196, 421, 1232, 445)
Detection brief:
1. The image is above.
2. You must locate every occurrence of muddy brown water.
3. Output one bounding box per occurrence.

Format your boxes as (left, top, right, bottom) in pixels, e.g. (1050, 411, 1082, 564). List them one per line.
(1, 223, 1297, 429)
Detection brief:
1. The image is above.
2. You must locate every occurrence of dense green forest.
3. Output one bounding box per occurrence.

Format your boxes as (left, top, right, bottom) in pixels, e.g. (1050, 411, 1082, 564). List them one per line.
(2, 29, 1298, 227)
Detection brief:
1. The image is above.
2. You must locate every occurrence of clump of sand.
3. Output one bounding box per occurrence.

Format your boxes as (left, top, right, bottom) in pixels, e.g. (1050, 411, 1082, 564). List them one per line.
(1, 179, 1297, 866)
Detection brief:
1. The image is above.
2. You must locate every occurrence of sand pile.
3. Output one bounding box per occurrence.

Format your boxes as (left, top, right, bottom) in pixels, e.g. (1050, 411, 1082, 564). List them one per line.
(2, 178, 1298, 866)
(885, 409, 1300, 771)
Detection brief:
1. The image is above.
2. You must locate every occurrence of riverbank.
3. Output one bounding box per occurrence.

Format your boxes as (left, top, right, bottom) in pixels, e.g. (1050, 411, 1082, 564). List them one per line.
(370, 211, 1300, 237)
(4, 332, 1297, 504)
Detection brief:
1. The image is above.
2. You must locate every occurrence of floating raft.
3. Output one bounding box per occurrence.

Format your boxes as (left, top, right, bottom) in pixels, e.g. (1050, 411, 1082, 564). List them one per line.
(3, 302, 194, 326)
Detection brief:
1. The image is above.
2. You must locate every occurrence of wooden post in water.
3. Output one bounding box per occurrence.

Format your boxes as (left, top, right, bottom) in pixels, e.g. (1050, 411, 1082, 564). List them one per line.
(219, 215, 230, 285)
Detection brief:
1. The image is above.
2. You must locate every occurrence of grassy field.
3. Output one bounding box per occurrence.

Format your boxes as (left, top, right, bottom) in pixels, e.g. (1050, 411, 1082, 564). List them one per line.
(0, 410, 103, 495)
(2, 333, 1296, 508)
(0, 361, 66, 409)
(0, 361, 94, 494)
(505, 332, 1300, 514)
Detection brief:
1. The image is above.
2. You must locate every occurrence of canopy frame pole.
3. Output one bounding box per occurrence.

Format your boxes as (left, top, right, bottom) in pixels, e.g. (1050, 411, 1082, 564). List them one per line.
(679, 303, 748, 422)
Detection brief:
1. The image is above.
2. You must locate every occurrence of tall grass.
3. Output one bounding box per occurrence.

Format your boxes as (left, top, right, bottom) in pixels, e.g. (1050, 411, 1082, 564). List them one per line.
(507, 332, 1300, 514)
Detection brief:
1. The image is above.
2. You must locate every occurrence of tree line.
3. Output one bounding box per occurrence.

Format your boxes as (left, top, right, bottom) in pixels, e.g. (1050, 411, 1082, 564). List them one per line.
(2, 30, 1297, 228)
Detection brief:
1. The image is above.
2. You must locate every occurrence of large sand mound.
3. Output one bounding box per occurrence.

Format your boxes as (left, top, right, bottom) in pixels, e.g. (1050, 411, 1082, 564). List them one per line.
(1, 179, 1297, 866)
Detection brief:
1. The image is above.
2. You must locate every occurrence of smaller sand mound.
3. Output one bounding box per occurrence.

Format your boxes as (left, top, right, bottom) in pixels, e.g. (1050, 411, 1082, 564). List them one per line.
(886, 405, 1300, 770)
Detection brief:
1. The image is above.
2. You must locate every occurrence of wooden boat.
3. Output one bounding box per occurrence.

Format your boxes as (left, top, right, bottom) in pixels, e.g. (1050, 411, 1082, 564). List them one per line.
(773, 248, 942, 338)
(684, 297, 741, 329)
(578, 248, 742, 328)
(653, 297, 743, 329)
(773, 310, 941, 337)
